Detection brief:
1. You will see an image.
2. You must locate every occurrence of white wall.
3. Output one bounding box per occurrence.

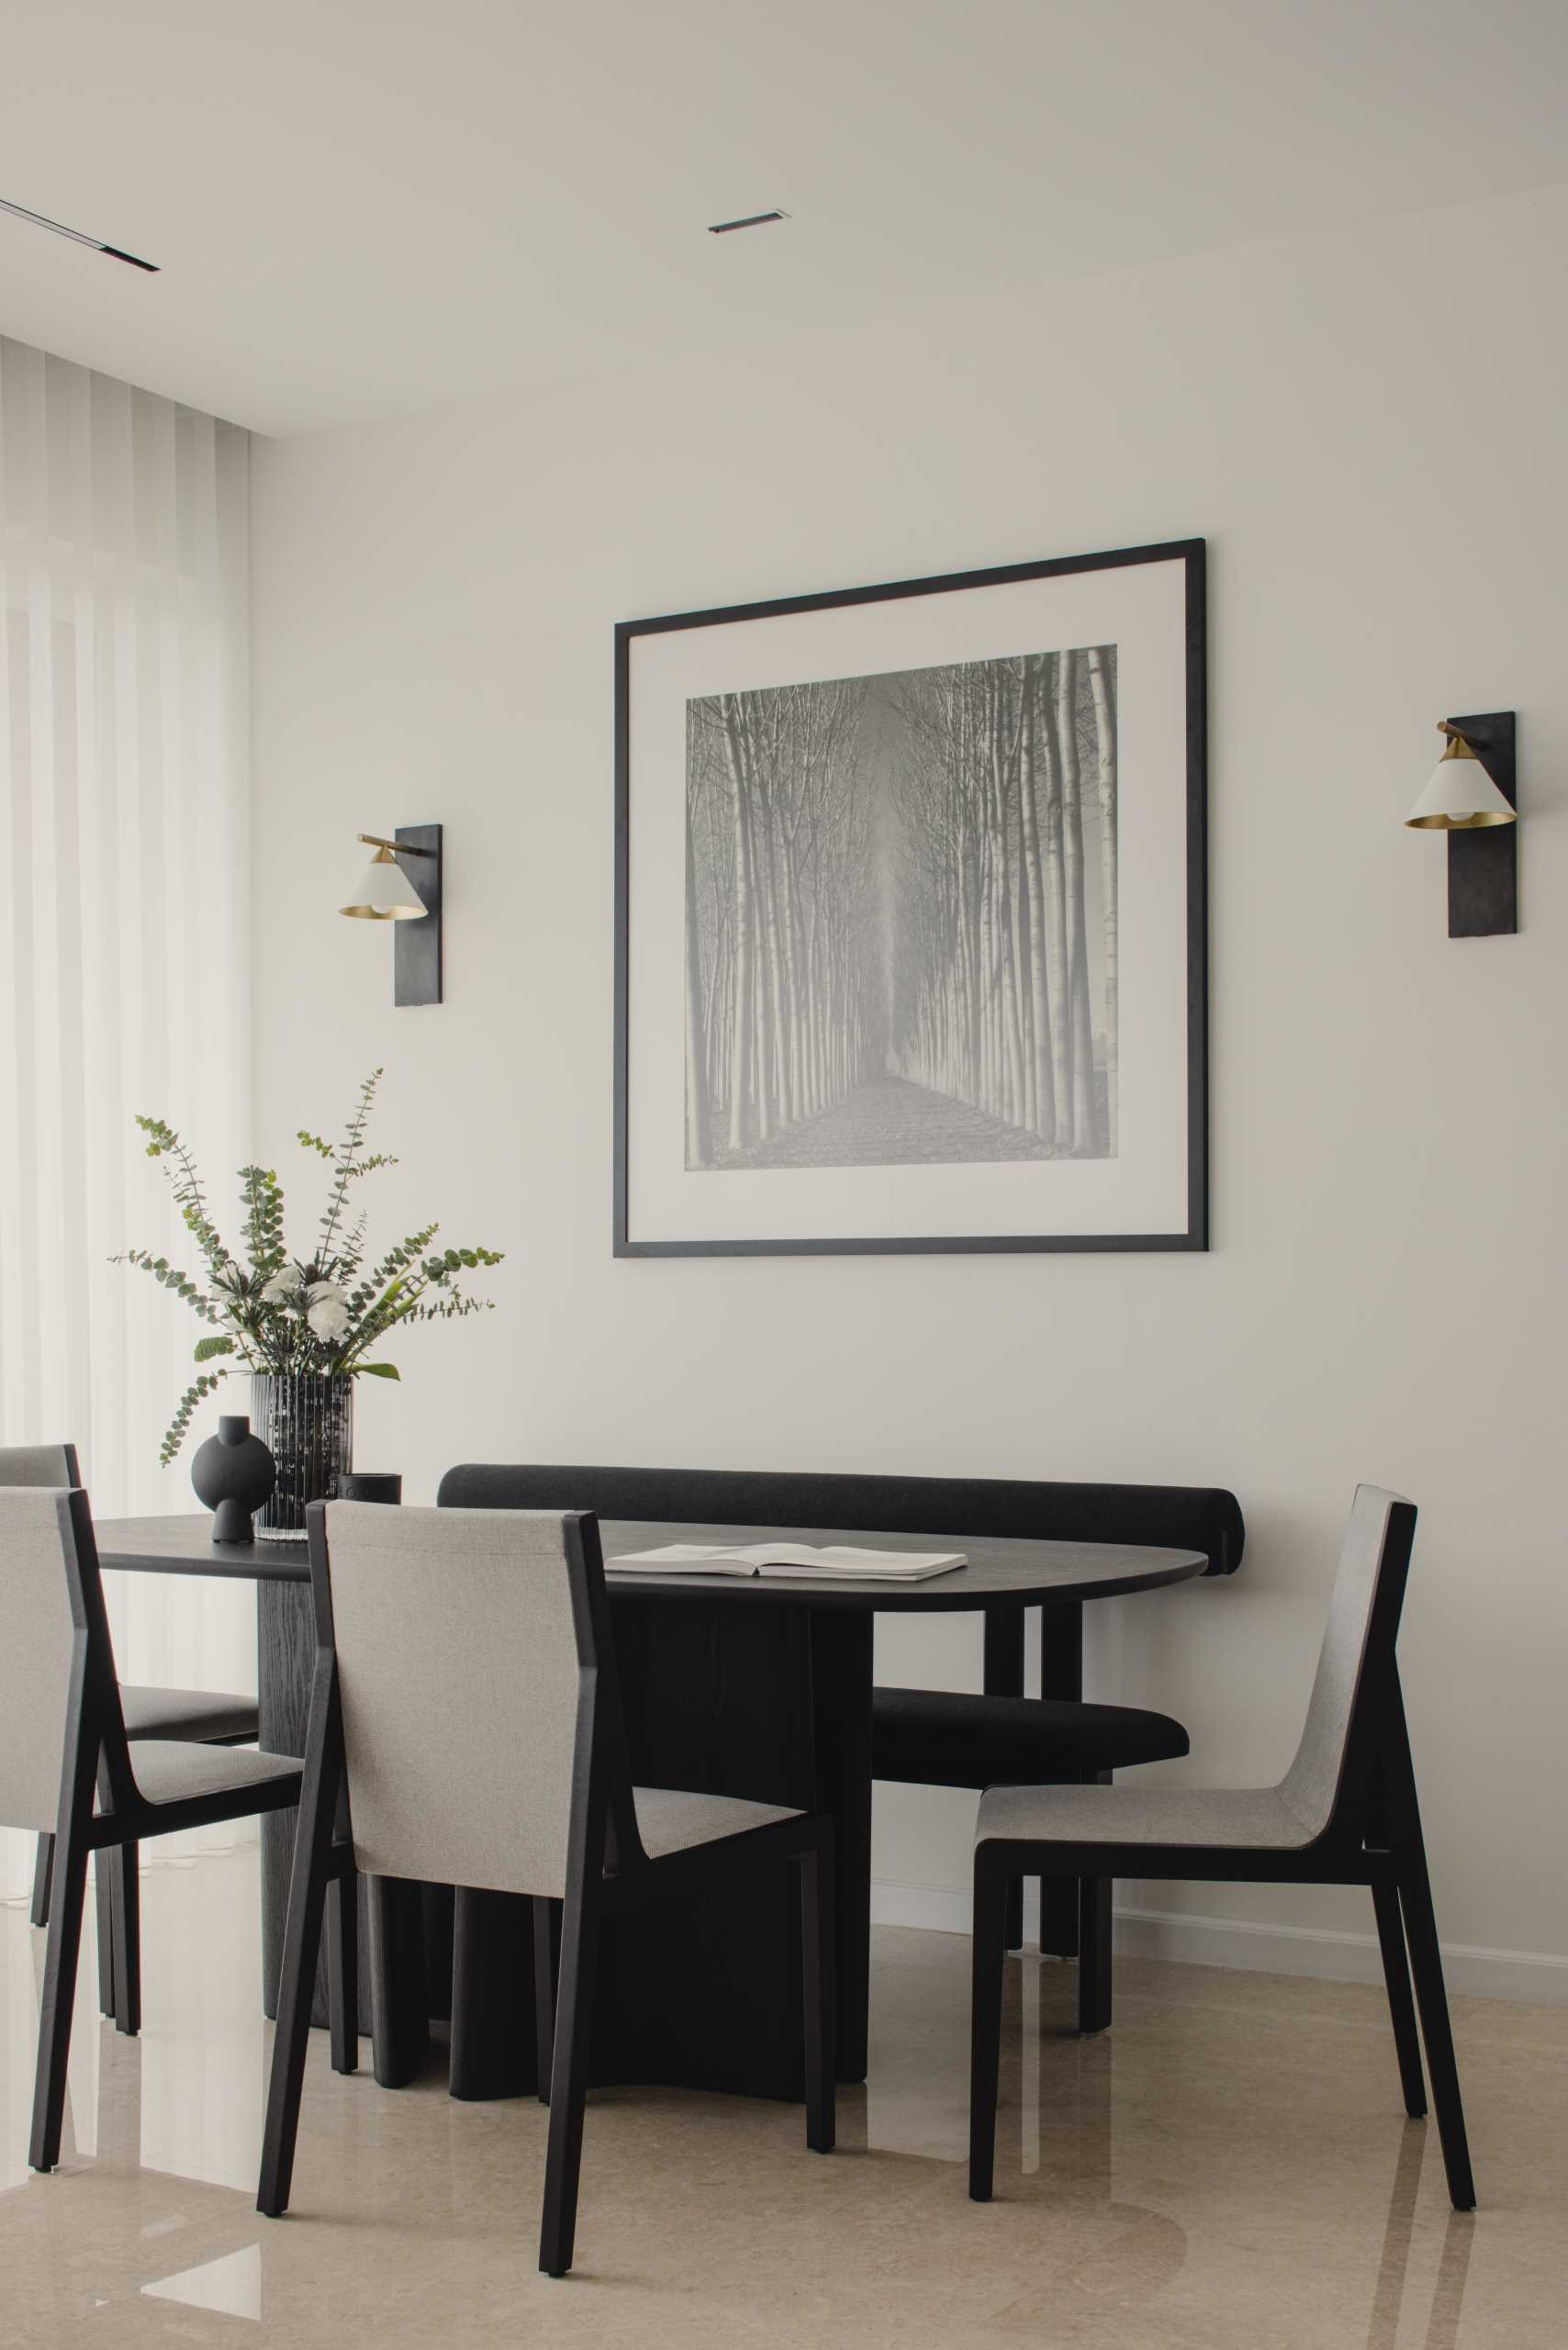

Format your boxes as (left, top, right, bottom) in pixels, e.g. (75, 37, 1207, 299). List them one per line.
(250, 183, 1568, 1992)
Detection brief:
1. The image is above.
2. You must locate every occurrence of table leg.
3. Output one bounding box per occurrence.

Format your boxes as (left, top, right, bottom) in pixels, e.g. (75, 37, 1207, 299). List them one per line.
(439, 1595, 871, 2103)
(984, 1607, 1026, 1950)
(592, 1595, 821, 2098)
(1038, 1603, 1084, 1958)
(367, 1876, 431, 2087)
(449, 1887, 542, 2099)
(809, 1611, 874, 2085)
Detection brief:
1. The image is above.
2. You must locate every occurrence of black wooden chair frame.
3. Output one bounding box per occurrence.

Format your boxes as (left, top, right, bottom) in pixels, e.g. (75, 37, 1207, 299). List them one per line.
(259, 1502, 835, 2279)
(969, 1500, 1476, 2213)
(29, 1489, 316, 2176)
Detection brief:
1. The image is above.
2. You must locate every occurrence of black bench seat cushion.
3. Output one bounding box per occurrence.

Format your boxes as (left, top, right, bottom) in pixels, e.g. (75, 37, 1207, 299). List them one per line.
(873, 1688, 1190, 1788)
(437, 1464, 1244, 1575)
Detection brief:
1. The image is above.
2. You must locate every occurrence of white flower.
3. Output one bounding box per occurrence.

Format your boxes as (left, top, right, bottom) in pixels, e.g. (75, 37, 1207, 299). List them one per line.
(262, 1265, 308, 1304)
(308, 1294, 353, 1343)
(306, 1281, 348, 1306)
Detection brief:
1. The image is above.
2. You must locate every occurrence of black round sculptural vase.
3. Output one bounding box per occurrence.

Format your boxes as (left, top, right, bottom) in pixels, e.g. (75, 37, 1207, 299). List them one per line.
(191, 1415, 276, 1544)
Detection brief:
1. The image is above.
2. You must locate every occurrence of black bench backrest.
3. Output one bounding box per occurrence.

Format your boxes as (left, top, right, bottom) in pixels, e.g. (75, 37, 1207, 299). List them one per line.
(436, 1463, 1244, 1576)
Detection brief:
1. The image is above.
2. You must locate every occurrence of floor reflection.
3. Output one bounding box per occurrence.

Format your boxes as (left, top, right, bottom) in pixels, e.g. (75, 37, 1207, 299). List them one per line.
(1365, 2121, 1475, 2350)
(1, 1874, 1562, 2349)
(143, 2240, 263, 2321)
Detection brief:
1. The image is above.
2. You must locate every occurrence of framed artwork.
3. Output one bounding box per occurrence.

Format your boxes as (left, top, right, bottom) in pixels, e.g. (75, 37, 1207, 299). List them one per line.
(614, 538, 1206, 1256)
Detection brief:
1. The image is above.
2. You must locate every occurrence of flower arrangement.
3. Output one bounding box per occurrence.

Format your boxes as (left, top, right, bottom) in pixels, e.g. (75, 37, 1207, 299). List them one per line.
(118, 1068, 502, 1463)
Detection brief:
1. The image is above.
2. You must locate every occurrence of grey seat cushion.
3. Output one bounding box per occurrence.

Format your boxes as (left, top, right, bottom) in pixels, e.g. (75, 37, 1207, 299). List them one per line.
(633, 1785, 800, 1863)
(874, 1688, 1188, 1788)
(126, 1741, 302, 1809)
(121, 1684, 259, 1742)
(976, 1779, 1316, 1852)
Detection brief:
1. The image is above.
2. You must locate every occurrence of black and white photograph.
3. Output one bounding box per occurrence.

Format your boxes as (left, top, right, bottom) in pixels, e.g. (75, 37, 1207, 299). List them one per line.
(684, 645, 1118, 1175)
(618, 540, 1205, 1253)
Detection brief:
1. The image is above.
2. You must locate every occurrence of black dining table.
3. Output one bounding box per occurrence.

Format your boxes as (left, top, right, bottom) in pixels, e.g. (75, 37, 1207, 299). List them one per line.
(94, 1511, 1205, 2101)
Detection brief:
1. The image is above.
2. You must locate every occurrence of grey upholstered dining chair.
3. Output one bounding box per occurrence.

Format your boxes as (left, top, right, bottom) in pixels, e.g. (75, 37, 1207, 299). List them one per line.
(3, 1442, 259, 2034)
(0, 1483, 331, 2176)
(259, 1501, 835, 2277)
(969, 1486, 1475, 2212)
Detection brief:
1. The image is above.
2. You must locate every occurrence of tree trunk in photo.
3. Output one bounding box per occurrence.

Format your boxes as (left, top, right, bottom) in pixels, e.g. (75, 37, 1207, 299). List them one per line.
(1016, 655, 1056, 1146)
(720, 697, 754, 1152)
(683, 798, 711, 1166)
(1057, 650, 1097, 1155)
(1038, 656, 1073, 1147)
(1087, 643, 1118, 1155)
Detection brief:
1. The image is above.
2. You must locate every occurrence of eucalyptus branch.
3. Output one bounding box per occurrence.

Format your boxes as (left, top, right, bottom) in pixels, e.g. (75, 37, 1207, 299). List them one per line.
(135, 1115, 231, 1276)
(118, 1069, 501, 1461)
(315, 1067, 383, 1271)
(160, 1371, 229, 1466)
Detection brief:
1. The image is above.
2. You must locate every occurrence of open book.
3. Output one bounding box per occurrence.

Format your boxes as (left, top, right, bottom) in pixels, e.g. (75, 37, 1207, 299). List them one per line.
(605, 1541, 966, 1583)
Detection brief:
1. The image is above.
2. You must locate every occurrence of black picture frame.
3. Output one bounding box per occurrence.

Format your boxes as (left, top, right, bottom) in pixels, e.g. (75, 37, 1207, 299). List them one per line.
(614, 537, 1207, 1257)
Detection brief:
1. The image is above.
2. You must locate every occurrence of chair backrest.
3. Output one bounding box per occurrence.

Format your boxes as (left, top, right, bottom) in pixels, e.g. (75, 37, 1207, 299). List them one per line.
(1279, 1484, 1417, 1841)
(0, 1442, 82, 1487)
(313, 1501, 640, 1899)
(436, 1462, 1247, 1574)
(0, 1483, 130, 1834)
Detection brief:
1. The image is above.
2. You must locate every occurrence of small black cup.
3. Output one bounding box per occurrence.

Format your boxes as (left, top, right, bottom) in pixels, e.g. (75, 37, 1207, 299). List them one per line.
(334, 1472, 403, 1505)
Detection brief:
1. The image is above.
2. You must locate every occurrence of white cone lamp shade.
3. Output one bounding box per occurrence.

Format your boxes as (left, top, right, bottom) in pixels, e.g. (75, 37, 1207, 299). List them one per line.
(1406, 737, 1517, 831)
(341, 844, 428, 919)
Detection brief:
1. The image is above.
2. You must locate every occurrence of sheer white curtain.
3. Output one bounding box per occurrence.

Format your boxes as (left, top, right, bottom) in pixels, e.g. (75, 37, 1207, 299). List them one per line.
(0, 333, 254, 1899)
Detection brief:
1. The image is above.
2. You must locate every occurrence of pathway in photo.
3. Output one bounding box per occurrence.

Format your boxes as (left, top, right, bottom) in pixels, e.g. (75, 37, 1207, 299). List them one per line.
(717, 1076, 1053, 1169)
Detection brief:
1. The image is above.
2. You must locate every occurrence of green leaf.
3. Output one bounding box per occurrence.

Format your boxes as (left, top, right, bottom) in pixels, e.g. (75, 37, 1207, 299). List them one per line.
(355, 1361, 401, 1380)
(194, 1335, 235, 1362)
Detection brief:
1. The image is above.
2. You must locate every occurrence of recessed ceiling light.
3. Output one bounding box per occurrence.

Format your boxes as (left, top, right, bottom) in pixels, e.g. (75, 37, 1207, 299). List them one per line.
(0, 194, 158, 272)
(708, 209, 790, 236)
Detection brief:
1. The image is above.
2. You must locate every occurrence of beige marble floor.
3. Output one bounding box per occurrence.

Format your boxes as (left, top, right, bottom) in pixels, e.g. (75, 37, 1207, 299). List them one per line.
(1, 1851, 1564, 2348)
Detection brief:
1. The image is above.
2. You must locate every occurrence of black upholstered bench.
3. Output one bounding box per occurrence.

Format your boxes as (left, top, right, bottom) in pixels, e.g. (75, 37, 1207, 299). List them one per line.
(872, 1688, 1190, 1787)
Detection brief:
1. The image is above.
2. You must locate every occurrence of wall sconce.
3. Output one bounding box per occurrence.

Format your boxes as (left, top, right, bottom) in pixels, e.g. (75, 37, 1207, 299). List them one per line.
(1405, 713, 1517, 936)
(340, 826, 442, 1004)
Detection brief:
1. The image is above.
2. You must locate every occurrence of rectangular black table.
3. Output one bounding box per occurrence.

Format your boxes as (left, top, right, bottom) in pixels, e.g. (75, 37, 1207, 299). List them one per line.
(95, 1512, 1205, 2099)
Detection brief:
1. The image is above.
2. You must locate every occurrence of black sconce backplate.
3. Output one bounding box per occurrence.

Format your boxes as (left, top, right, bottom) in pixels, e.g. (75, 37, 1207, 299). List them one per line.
(394, 823, 443, 1005)
(1445, 712, 1516, 938)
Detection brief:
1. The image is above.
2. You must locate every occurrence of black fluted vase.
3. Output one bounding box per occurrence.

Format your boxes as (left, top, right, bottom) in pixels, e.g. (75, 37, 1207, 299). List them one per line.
(251, 1374, 354, 1541)
(191, 1414, 276, 1544)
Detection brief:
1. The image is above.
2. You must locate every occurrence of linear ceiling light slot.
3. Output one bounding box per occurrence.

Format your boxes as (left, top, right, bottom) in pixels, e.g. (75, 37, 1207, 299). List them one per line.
(708, 209, 789, 235)
(0, 195, 159, 272)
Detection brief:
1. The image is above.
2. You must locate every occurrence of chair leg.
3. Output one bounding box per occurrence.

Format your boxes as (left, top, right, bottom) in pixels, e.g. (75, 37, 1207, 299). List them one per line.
(1075, 1770, 1113, 2033)
(800, 1841, 836, 2154)
(1372, 1878, 1426, 2118)
(532, 1898, 558, 2107)
(95, 1854, 116, 2020)
(326, 1860, 359, 2076)
(258, 1811, 339, 2216)
(1077, 1873, 1113, 2034)
(1399, 1858, 1475, 2210)
(969, 1858, 1010, 2202)
(539, 1890, 599, 2278)
(111, 1845, 141, 2038)
(31, 1833, 53, 1929)
(29, 1832, 91, 2172)
(1039, 1877, 1080, 1960)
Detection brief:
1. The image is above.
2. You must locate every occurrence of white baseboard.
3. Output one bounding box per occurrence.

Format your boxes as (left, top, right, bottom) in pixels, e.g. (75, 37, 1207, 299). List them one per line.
(870, 1879, 1568, 2006)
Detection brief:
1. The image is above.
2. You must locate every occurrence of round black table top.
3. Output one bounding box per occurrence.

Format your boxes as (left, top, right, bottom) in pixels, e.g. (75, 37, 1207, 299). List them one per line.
(91, 1512, 1205, 1613)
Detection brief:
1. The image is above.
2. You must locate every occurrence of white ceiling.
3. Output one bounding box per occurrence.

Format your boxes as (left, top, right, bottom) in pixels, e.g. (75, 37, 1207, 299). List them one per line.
(2, 0, 1564, 437)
